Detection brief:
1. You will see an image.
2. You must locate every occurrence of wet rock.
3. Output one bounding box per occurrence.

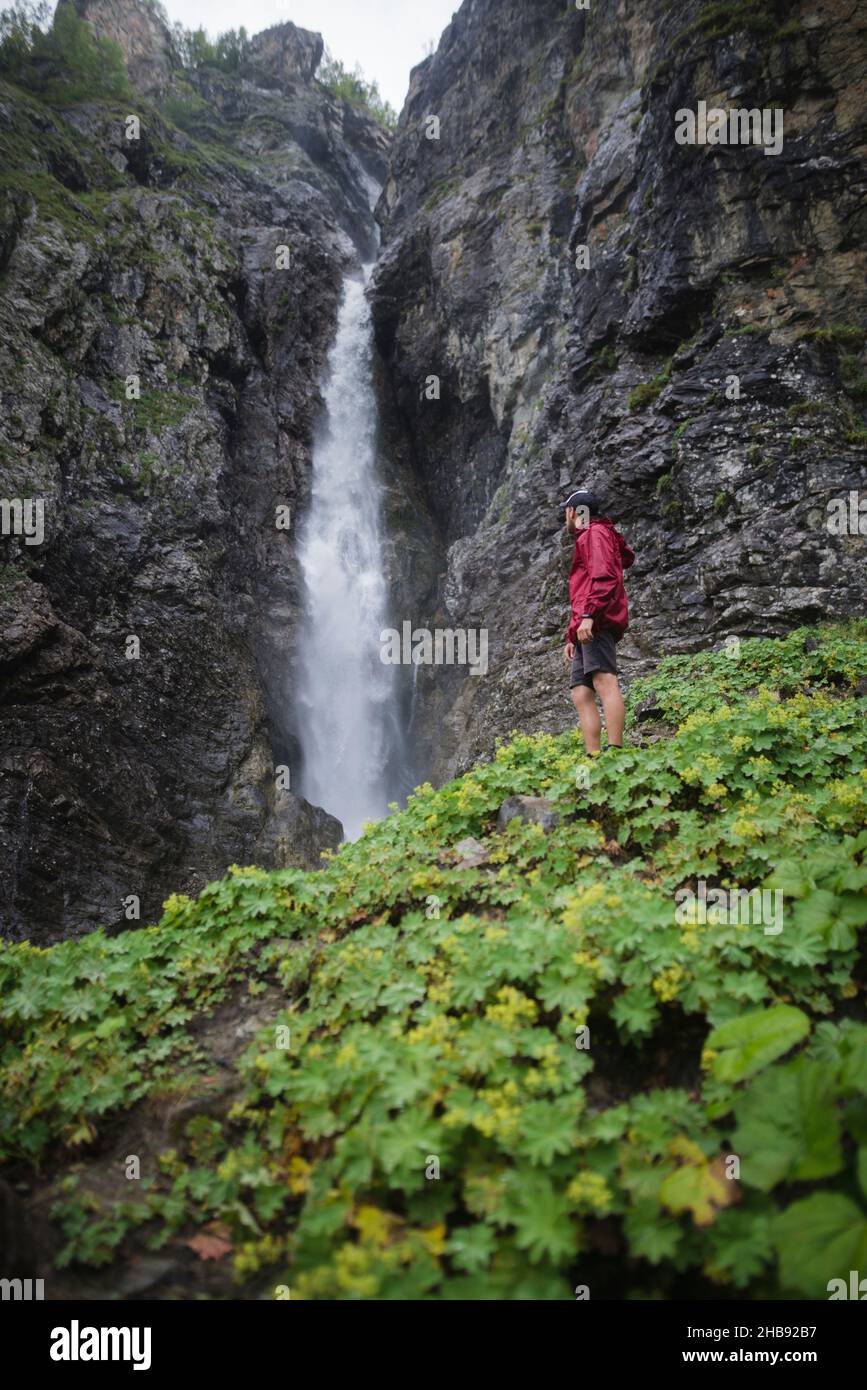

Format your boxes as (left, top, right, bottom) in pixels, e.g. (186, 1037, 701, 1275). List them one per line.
(497, 796, 560, 833)
(634, 691, 665, 723)
(450, 836, 490, 868)
(0, 2, 388, 941)
(0, 1178, 41, 1276)
(255, 792, 344, 870)
(164, 1075, 242, 1144)
(370, 0, 867, 784)
(115, 1257, 176, 1298)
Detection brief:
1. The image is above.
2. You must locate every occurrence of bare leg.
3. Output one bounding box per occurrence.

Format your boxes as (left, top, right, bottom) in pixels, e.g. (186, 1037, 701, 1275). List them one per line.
(592, 671, 625, 747)
(571, 683, 601, 754)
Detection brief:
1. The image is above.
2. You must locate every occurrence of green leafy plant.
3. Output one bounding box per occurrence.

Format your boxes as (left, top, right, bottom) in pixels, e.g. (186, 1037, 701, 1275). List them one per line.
(0, 1, 131, 103)
(2, 625, 866, 1298)
(316, 49, 397, 131)
(594, 345, 618, 373)
(799, 325, 865, 351)
(673, 418, 693, 444)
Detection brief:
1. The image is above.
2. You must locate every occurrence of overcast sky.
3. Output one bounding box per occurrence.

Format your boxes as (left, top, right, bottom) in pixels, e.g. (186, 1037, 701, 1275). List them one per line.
(161, 0, 459, 112)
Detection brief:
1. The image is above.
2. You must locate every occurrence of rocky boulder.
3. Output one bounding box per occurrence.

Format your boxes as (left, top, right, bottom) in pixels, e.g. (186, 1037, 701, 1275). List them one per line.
(497, 795, 561, 833)
(243, 22, 324, 89)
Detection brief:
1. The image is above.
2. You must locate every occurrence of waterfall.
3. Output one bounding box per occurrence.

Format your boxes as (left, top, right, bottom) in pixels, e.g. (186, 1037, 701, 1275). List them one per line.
(293, 258, 402, 840)
(407, 658, 419, 738)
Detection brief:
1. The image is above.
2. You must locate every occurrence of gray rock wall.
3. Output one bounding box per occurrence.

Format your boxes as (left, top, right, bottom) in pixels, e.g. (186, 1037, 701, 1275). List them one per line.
(370, 0, 867, 784)
(0, 4, 388, 940)
(2, 0, 865, 938)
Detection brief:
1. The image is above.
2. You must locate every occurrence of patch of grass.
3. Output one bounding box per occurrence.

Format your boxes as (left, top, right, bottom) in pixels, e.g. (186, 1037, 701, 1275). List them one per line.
(671, 0, 790, 54)
(0, 562, 25, 593)
(725, 324, 766, 337)
(593, 345, 618, 373)
(163, 85, 215, 138)
(423, 177, 460, 212)
(787, 400, 826, 420)
(746, 444, 773, 469)
(0, 164, 120, 241)
(0, 79, 129, 243)
(648, 1, 794, 86)
(799, 326, 866, 351)
(629, 359, 672, 412)
(568, 53, 585, 84)
(107, 383, 198, 432)
(839, 354, 867, 403)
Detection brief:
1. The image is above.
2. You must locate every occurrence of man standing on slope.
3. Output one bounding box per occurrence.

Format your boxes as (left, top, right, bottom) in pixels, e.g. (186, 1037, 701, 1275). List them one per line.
(562, 489, 635, 754)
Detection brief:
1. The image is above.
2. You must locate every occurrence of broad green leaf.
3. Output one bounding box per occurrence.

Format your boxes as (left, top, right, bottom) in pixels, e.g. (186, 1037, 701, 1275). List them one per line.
(703, 1004, 810, 1083)
(447, 1222, 497, 1273)
(507, 1174, 578, 1264)
(623, 1200, 682, 1263)
(793, 889, 839, 934)
(773, 1193, 867, 1297)
(839, 1026, 867, 1094)
(659, 1139, 736, 1226)
(515, 1098, 578, 1166)
(732, 1058, 843, 1192)
(611, 986, 659, 1038)
(377, 1111, 435, 1178)
(764, 862, 810, 898)
(858, 1148, 867, 1202)
(705, 1207, 774, 1288)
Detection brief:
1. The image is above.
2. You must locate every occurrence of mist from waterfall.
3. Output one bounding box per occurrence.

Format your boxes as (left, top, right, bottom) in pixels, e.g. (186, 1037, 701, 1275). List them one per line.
(293, 259, 403, 839)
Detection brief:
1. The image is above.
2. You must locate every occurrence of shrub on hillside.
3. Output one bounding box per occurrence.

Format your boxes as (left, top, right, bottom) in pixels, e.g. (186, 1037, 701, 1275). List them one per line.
(0, 1, 131, 102)
(317, 48, 397, 131)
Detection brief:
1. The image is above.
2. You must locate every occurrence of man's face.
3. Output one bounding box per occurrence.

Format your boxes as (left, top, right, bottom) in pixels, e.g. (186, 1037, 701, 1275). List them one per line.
(565, 506, 590, 535)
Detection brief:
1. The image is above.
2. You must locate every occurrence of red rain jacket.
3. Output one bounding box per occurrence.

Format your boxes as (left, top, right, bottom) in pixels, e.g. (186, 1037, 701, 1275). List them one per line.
(565, 517, 635, 643)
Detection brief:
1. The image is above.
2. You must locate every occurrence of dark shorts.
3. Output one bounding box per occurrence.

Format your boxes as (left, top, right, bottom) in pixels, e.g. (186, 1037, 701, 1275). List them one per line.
(570, 629, 619, 689)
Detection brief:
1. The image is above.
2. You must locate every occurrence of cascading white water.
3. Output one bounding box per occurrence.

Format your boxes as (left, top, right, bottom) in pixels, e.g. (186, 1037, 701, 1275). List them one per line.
(293, 259, 401, 839)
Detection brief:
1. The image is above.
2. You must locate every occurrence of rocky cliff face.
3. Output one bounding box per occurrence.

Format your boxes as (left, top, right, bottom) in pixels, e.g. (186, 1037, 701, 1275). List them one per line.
(71, 0, 179, 93)
(370, 0, 867, 783)
(2, 0, 865, 941)
(0, 2, 389, 941)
